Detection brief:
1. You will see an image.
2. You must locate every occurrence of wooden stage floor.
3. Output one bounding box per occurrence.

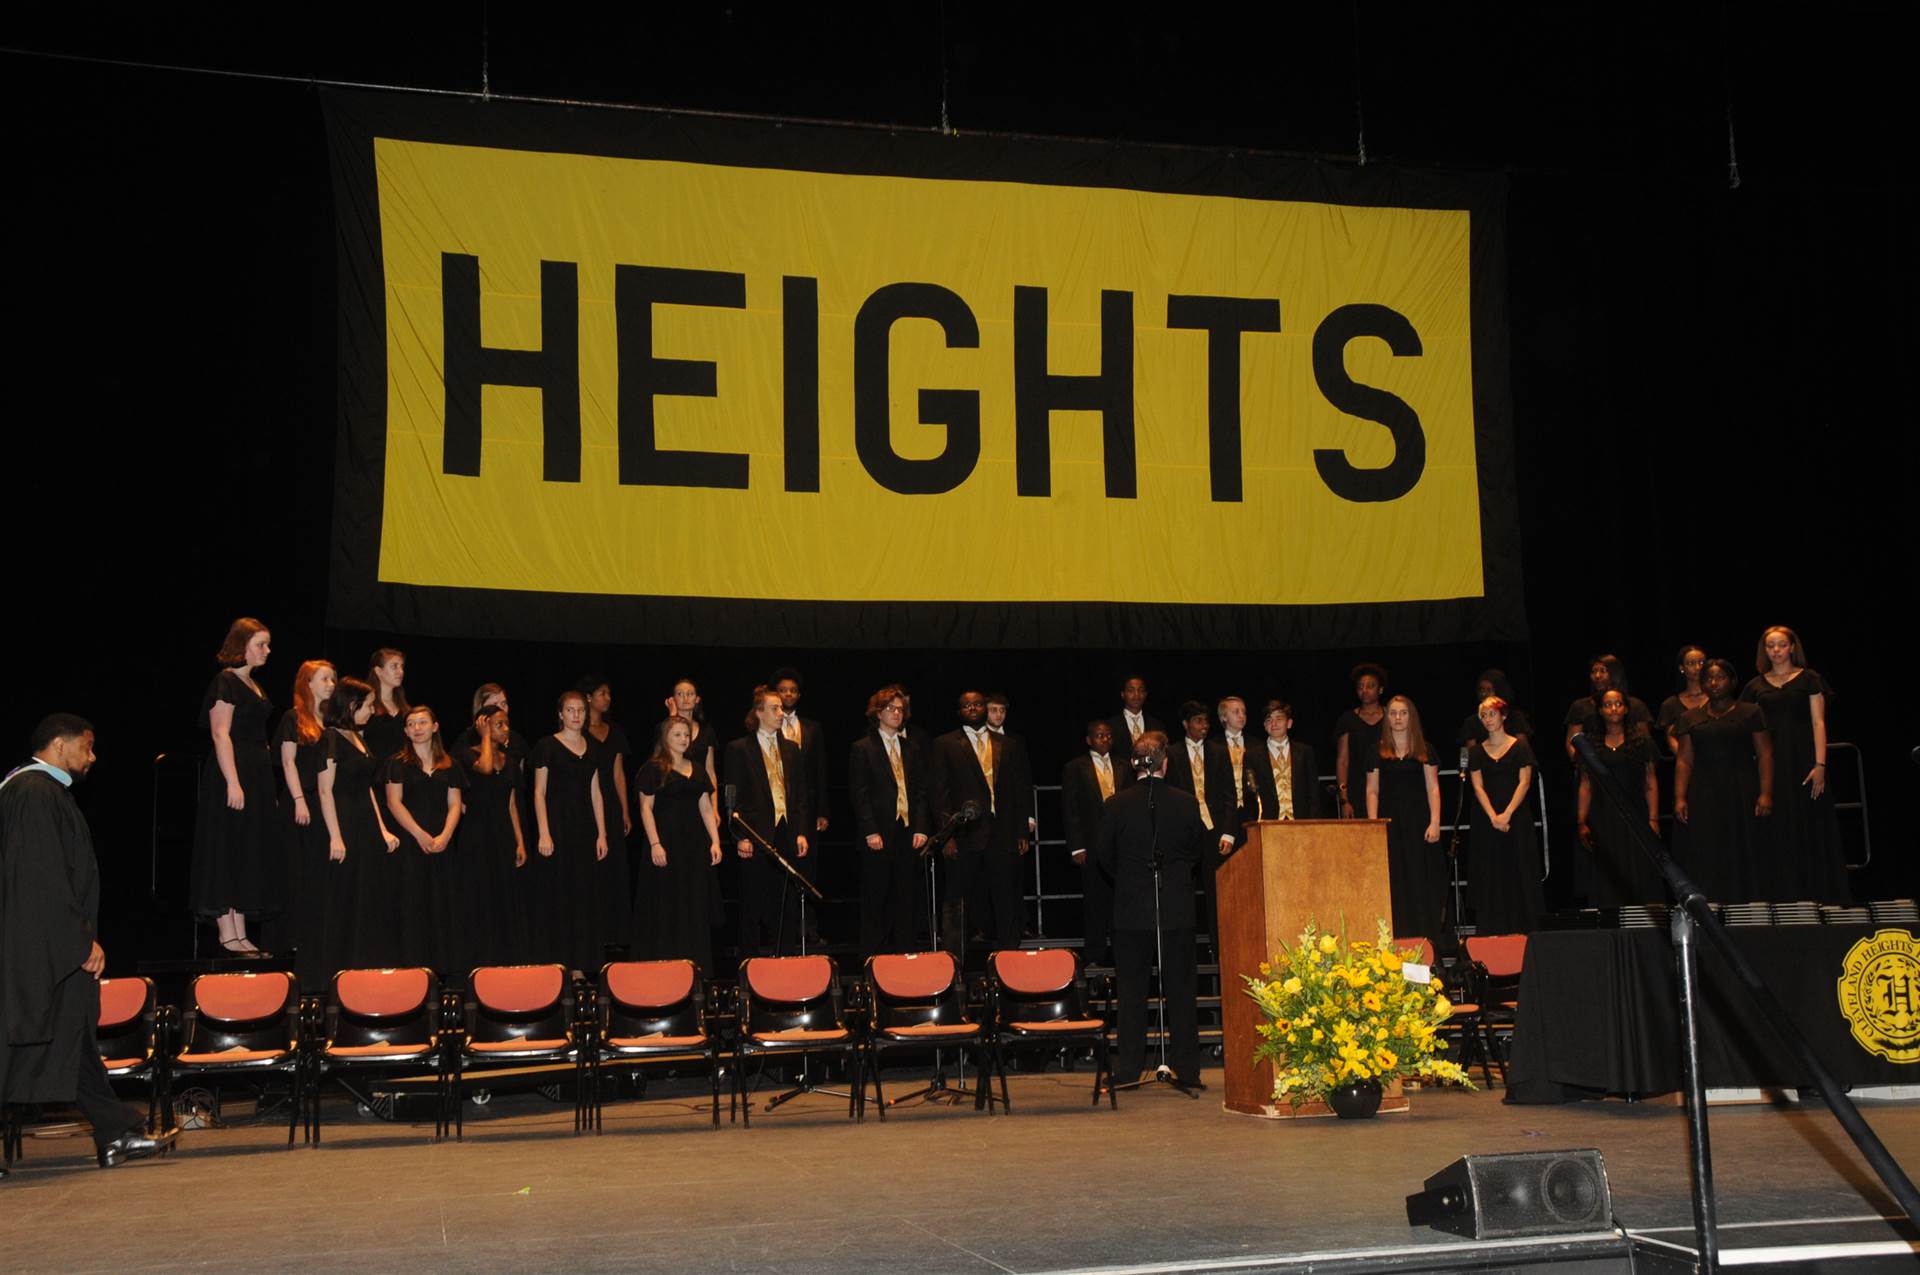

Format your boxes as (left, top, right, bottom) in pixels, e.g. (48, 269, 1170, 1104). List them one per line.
(5, 1069, 1919, 1273)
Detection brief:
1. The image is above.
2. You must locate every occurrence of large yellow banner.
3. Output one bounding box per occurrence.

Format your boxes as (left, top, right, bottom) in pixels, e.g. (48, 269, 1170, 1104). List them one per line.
(374, 137, 1481, 606)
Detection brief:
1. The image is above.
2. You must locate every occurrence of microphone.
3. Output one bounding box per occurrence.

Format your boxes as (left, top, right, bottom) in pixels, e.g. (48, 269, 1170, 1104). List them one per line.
(957, 799, 982, 824)
(1571, 732, 1609, 776)
(723, 782, 737, 827)
(1458, 745, 1469, 775)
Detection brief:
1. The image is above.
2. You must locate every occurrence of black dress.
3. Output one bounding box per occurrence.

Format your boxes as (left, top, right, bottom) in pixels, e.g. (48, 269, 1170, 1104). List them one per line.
(1368, 751, 1446, 941)
(532, 734, 606, 972)
(190, 670, 283, 918)
(274, 713, 333, 987)
(635, 762, 719, 974)
(457, 745, 530, 970)
(385, 755, 468, 974)
(1578, 732, 1664, 907)
(1672, 703, 1770, 902)
(324, 729, 399, 973)
(589, 724, 634, 942)
(1334, 709, 1385, 813)
(363, 711, 406, 768)
(1655, 695, 1703, 755)
(1466, 739, 1544, 933)
(1740, 670, 1846, 902)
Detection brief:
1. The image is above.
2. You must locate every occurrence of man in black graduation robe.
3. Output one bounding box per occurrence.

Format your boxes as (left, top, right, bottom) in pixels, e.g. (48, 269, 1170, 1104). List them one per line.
(1, 714, 169, 1174)
(1093, 731, 1207, 1088)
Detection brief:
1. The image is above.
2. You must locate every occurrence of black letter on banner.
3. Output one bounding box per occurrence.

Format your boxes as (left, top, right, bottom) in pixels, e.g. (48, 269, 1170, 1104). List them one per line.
(615, 265, 750, 490)
(442, 254, 580, 482)
(853, 283, 981, 495)
(1013, 287, 1136, 498)
(1311, 304, 1426, 503)
(783, 276, 820, 493)
(1166, 295, 1282, 503)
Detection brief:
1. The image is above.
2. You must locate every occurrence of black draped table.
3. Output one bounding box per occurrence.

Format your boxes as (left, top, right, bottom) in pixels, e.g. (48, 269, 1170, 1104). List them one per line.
(1506, 926, 1920, 1104)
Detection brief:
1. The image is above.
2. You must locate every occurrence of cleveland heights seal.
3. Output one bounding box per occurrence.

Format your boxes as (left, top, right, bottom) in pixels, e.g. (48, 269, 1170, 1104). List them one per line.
(1838, 929, 1920, 1063)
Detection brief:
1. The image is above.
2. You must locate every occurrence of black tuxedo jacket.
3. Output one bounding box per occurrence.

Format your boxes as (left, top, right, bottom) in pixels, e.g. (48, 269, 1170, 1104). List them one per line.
(723, 733, 811, 842)
(1104, 712, 1166, 757)
(1163, 736, 1240, 845)
(1245, 739, 1323, 821)
(1092, 778, 1207, 930)
(784, 717, 829, 824)
(847, 730, 929, 839)
(1060, 752, 1132, 857)
(929, 727, 1029, 852)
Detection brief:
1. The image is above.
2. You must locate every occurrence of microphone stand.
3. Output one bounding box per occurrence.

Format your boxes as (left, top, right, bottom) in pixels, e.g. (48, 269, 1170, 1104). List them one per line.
(1114, 775, 1199, 1098)
(891, 811, 986, 1109)
(1446, 746, 1472, 947)
(732, 809, 841, 1112)
(1575, 734, 1920, 1268)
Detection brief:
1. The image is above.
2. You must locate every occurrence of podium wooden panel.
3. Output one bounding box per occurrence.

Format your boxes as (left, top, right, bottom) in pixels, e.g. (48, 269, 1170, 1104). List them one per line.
(1216, 819, 1403, 1118)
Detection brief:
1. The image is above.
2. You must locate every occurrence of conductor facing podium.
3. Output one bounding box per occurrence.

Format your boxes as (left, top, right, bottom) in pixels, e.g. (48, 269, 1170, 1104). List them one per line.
(1094, 730, 1207, 1090)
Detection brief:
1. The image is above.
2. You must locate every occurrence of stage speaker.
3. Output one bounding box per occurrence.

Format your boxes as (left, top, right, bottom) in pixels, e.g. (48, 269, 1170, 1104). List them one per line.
(1406, 1149, 1613, 1239)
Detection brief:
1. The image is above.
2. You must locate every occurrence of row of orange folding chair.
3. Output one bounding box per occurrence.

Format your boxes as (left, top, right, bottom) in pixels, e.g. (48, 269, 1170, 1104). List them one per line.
(1390, 934, 1529, 1088)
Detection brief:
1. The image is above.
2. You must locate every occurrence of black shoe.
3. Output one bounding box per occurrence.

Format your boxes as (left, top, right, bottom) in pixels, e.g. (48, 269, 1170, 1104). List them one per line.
(97, 1127, 175, 1169)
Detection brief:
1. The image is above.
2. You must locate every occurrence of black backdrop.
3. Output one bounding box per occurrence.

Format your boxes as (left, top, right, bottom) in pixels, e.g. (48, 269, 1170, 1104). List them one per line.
(3, 7, 1909, 961)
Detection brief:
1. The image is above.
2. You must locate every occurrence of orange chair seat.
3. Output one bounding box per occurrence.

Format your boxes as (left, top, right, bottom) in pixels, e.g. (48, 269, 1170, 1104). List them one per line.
(883, 1022, 981, 1039)
(1009, 1018, 1103, 1032)
(326, 1041, 438, 1058)
(101, 1056, 147, 1072)
(1448, 1003, 1481, 1015)
(751, 1027, 850, 1043)
(467, 1037, 570, 1053)
(606, 1034, 707, 1050)
(178, 1047, 291, 1065)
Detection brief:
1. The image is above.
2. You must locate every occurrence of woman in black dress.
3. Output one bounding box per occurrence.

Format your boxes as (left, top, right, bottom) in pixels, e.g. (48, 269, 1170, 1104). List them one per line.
(1673, 659, 1775, 902)
(457, 705, 530, 968)
(1365, 695, 1444, 941)
(665, 677, 721, 793)
(1741, 625, 1846, 902)
(1563, 654, 1652, 763)
(1335, 663, 1388, 819)
(1657, 645, 1709, 756)
(1454, 670, 1535, 751)
(362, 647, 410, 765)
(532, 690, 609, 973)
(191, 617, 280, 956)
(1466, 697, 1544, 934)
(384, 706, 466, 974)
(1576, 689, 1664, 906)
(275, 659, 336, 985)
(581, 676, 634, 943)
(635, 716, 724, 973)
(316, 678, 402, 974)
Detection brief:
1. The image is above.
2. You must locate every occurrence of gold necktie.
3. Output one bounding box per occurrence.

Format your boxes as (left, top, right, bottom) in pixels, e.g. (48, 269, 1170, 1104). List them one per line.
(973, 730, 996, 812)
(783, 718, 800, 745)
(887, 736, 908, 822)
(1273, 744, 1294, 820)
(1191, 746, 1212, 829)
(763, 736, 788, 822)
(1128, 715, 1143, 741)
(1095, 754, 1114, 800)
(1229, 737, 1245, 791)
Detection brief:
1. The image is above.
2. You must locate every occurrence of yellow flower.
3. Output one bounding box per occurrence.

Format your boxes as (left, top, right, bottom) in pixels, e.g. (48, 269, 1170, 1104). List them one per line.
(1311, 1028, 1324, 1043)
(1319, 934, 1339, 954)
(1331, 1020, 1356, 1043)
(1362, 991, 1383, 1011)
(1377, 950, 1403, 972)
(1433, 995, 1453, 1017)
(1258, 961, 1272, 976)
(1282, 976, 1303, 995)
(1431, 976, 1443, 990)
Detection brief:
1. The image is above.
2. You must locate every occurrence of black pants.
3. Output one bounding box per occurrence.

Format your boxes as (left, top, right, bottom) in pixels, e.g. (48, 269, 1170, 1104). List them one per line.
(1114, 926, 1199, 1082)
(737, 820, 801, 955)
(860, 820, 924, 955)
(946, 842, 1023, 954)
(1079, 858, 1113, 967)
(71, 996, 144, 1150)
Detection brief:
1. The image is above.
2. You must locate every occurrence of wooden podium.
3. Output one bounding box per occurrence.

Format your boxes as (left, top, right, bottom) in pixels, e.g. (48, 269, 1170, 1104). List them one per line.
(1215, 819, 1403, 1118)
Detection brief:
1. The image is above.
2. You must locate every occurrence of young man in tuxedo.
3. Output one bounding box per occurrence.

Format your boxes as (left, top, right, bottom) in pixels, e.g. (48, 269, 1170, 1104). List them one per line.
(1163, 700, 1238, 953)
(1216, 696, 1259, 837)
(1094, 730, 1208, 1090)
(847, 685, 928, 954)
(1104, 675, 1163, 753)
(771, 668, 830, 940)
(928, 690, 1032, 957)
(1061, 718, 1129, 967)
(1247, 700, 1322, 821)
(724, 687, 811, 955)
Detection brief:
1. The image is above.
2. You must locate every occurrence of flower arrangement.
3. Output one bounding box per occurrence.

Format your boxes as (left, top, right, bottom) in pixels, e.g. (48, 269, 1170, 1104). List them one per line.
(1242, 919, 1475, 1106)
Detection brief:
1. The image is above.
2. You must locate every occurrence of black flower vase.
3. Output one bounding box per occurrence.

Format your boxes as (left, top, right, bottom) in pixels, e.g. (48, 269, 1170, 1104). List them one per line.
(1327, 1078, 1383, 1119)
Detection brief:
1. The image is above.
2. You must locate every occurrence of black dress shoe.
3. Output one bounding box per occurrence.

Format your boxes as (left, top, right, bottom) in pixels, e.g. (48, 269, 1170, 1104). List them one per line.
(97, 1127, 175, 1168)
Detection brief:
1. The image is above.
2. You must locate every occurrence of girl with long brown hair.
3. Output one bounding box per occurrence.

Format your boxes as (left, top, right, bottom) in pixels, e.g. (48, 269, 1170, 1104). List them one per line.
(384, 705, 466, 972)
(275, 658, 336, 983)
(1364, 695, 1445, 941)
(634, 715, 723, 973)
(191, 617, 279, 956)
(363, 647, 410, 762)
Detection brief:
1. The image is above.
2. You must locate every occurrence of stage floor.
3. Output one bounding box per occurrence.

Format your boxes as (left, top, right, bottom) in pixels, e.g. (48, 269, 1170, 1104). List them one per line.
(6, 1069, 1919, 1273)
